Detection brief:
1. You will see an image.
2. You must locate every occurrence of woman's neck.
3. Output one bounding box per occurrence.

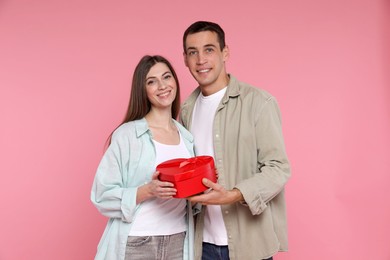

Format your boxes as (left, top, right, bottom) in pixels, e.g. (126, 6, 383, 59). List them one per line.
(145, 109, 175, 130)
(145, 109, 179, 145)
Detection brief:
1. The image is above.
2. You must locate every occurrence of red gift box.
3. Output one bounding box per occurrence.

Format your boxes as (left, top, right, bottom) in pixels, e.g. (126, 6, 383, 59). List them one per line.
(157, 156, 217, 198)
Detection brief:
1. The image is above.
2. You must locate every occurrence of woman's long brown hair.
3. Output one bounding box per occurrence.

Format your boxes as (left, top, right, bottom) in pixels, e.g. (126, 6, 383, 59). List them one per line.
(106, 55, 181, 147)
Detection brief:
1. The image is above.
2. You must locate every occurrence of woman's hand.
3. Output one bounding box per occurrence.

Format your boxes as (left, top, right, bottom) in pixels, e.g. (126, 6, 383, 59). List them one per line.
(147, 171, 177, 198)
(136, 171, 177, 204)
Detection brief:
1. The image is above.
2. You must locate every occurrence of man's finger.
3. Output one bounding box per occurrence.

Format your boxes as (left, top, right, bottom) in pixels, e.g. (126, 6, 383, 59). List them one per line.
(188, 194, 204, 202)
(202, 178, 218, 189)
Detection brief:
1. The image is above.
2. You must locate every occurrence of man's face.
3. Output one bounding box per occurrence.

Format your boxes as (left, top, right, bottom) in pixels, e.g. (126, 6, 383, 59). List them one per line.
(183, 31, 229, 95)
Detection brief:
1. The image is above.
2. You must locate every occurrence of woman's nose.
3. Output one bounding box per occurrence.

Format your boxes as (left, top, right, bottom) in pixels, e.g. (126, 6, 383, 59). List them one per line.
(158, 80, 167, 89)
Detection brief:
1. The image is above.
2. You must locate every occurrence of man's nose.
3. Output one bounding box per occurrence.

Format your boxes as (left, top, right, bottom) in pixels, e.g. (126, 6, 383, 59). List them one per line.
(196, 52, 206, 65)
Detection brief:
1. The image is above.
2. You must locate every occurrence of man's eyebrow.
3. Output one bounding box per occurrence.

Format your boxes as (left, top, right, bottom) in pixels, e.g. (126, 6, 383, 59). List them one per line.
(204, 44, 217, 48)
(186, 44, 217, 51)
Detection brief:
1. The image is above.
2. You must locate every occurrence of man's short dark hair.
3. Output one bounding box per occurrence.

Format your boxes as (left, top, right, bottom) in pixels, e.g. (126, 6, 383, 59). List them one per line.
(183, 21, 226, 53)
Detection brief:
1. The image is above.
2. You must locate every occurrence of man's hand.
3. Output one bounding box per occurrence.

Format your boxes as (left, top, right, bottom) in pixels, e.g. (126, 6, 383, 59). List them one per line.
(188, 178, 244, 205)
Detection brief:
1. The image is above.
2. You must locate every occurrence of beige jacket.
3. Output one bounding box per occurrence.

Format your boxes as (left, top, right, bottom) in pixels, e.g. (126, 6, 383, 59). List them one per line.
(180, 75, 291, 260)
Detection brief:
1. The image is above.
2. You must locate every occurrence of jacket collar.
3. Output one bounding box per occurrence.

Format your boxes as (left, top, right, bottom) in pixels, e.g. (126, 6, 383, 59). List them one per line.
(135, 118, 149, 138)
(221, 74, 240, 104)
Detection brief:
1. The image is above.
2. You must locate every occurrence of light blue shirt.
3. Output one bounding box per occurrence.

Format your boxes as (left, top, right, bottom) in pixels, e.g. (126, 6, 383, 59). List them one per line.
(91, 118, 196, 260)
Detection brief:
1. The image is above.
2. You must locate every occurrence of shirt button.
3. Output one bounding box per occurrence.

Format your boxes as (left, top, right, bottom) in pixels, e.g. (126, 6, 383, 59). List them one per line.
(215, 134, 219, 138)
(228, 235, 232, 239)
(225, 210, 229, 214)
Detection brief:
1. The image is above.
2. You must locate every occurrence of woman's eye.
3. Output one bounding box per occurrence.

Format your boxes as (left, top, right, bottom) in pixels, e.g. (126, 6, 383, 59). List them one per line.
(146, 80, 155, 85)
(164, 75, 172, 80)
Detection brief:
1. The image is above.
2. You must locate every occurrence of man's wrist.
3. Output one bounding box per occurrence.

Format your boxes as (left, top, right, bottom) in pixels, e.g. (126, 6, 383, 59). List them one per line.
(231, 188, 244, 203)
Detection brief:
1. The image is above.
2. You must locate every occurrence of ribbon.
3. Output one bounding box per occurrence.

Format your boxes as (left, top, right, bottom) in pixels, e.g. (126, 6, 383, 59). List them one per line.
(157, 156, 215, 181)
(179, 157, 200, 168)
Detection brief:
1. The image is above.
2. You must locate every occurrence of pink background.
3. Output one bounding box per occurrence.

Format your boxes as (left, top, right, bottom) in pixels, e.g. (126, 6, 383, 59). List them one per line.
(1, 0, 389, 259)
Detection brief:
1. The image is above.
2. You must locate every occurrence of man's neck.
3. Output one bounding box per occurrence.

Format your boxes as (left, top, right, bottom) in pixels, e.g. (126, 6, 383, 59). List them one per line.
(200, 74, 230, 96)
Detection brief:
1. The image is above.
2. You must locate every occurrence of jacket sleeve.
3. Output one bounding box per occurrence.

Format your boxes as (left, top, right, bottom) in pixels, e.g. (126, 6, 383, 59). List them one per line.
(235, 97, 291, 215)
(90, 130, 138, 223)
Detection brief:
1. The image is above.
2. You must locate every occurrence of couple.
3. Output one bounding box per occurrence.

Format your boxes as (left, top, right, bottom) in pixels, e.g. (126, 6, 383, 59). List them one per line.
(91, 21, 291, 260)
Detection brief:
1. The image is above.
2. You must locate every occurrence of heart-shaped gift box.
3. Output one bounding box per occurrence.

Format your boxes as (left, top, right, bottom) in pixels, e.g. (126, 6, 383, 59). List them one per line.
(157, 156, 217, 198)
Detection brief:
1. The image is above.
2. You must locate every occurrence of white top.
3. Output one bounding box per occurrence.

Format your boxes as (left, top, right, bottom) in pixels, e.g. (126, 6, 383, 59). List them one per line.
(191, 87, 228, 245)
(128, 131, 190, 236)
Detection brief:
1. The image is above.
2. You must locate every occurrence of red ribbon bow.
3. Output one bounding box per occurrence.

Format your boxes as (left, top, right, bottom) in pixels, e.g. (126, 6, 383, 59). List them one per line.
(179, 157, 200, 168)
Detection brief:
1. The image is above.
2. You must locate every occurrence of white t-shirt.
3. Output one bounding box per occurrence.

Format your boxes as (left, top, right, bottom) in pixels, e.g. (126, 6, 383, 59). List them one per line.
(128, 131, 190, 236)
(191, 87, 228, 245)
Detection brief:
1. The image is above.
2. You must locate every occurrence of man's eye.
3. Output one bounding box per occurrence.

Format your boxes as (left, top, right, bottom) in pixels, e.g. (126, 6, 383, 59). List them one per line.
(188, 51, 197, 56)
(206, 48, 214, 53)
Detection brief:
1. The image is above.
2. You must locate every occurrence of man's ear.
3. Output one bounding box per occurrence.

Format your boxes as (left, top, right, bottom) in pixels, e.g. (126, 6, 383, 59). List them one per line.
(223, 45, 230, 62)
(183, 52, 189, 67)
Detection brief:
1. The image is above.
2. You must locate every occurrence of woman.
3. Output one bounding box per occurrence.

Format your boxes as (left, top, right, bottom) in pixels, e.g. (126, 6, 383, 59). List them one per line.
(91, 55, 195, 260)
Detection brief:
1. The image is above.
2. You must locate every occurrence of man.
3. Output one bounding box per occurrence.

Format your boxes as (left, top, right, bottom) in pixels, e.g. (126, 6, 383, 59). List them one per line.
(180, 21, 291, 260)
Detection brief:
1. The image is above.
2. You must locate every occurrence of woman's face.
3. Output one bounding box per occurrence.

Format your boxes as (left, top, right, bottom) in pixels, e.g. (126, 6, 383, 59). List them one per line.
(145, 62, 177, 111)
